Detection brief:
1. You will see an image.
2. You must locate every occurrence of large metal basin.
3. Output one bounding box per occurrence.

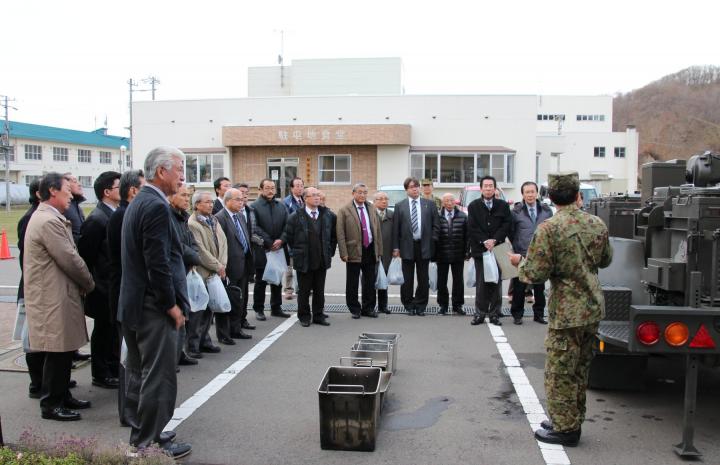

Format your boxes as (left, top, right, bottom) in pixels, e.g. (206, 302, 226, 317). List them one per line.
(360, 332, 400, 373)
(317, 366, 383, 451)
(350, 341, 394, 373)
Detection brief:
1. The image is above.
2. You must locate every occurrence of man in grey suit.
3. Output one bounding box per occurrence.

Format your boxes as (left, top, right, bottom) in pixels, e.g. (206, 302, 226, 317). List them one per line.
(392, 177, 439, 316)
(214, 188, 253, 343)
(117, 146, 191, 459)
(374, 191, 393, 314)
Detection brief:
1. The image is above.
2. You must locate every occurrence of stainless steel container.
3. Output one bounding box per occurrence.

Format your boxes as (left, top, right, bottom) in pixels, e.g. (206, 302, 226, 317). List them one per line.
(360, 332, 400, 373)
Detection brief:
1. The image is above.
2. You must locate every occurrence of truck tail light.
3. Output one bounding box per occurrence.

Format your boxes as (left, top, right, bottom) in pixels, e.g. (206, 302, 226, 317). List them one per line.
(637, 321, 660, 346)
(689, 324, 716, 349)
(664, 322, 689, 346)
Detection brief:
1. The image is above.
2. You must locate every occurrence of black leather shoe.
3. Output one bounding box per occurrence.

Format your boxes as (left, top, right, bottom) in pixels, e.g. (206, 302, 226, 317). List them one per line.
(241, 320, 256, 330)
(218, 337, 236, 345)
(351, 313, 361, 319)
(452, 307, 465, 315)
(64, 397, 91, 409)
(361, 311, 378, 318)
(534, 317, 548, 324)
(379, 307, 391, 314)
(438, 307, 448, 315)
(42, 407, 81, 421)
(162, 442, 192, 459)
(513, 317, 523, 325)
(230, 331, 252, 340)
(471, 316, 485, 325)
(159, 430, 176, 444)
(179, 352, 199, 365)
(187, 351, 203, 359)
(490, 318, 502, 326)
(416, 308, 426, 316)
(313, 318, 330, 326)
(68, 379, 77, 388)
(73, 351, 91, 361)
(92, 377, 119, 389)
(541, 419, 553, 430)
(271, 309, 291, 318)
(534, 428, 580, 447)
(255, 311, 267, 321)
(200, 344, 221, 353)
(300, 320, 311, 327)
(405, 307, 415, 316)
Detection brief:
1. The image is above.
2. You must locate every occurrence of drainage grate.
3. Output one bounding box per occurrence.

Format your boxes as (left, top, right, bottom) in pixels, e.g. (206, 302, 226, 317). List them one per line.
(247, 304, 543, 317)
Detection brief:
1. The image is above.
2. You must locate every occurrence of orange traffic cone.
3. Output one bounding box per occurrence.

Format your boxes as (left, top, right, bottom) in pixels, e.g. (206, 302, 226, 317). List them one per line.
(0, 229, 14, 260)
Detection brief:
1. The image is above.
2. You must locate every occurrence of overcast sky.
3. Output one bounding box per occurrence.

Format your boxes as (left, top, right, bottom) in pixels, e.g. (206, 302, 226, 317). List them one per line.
(2, 0, 718, 137)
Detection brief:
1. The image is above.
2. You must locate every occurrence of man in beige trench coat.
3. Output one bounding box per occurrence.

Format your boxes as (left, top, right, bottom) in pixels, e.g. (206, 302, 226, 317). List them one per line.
(25, 172, 95, 421)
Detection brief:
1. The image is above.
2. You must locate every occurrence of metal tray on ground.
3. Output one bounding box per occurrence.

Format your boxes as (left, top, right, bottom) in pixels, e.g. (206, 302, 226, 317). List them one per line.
(359, 332, 400, 373)
(317, 366, 384, 451)
(349, 341, 393, 373)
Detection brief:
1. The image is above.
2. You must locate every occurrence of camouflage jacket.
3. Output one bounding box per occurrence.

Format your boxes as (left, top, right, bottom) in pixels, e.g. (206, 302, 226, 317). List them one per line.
(518, 204, 612, 329)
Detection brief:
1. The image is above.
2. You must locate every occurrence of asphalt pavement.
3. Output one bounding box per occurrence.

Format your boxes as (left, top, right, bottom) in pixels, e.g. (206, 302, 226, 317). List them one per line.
(1, 252, 719, 464)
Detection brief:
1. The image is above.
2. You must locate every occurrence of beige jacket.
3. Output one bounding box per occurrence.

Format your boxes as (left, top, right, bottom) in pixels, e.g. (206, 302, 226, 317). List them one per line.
(188, 212, 228, 280)
(336, 201, 383, 263)
(24, 203, 94, 352)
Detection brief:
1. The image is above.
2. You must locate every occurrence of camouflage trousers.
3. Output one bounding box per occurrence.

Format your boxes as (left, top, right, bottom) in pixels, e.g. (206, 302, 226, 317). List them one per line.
(544, 323, 598, 432)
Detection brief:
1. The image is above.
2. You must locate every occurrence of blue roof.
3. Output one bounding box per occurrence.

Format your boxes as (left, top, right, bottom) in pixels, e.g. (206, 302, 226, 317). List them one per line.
(2, 121, 129, 149)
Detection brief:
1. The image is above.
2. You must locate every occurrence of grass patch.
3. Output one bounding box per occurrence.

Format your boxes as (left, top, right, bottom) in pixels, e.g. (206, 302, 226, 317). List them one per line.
(0, 205, 94, 246)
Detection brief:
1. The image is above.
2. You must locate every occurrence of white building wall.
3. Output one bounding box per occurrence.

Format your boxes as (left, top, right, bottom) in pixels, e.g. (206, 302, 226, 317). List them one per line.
(377, 145, 409, 186)
(536, 95, 613, 133)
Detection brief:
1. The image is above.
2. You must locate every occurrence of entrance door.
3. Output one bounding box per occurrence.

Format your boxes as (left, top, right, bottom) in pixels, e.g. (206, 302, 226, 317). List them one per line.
(267, 158, 299, 199)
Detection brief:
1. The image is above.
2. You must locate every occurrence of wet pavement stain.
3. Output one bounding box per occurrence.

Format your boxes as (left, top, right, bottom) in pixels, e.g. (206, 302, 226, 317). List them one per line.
(381, 396, 454, 431)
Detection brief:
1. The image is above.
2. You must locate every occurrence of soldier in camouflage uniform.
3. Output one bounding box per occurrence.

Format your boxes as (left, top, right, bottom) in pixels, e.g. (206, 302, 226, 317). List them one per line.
(509, 171, 612, 446)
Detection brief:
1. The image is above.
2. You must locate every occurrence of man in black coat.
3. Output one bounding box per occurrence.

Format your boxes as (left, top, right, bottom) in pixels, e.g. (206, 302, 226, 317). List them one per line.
(391, 177, 439, 316)
(107, 169, 144, 428)
(117, 147, 191, 459)
(373, 191, 393, 314)
(232, 182, 257, 330)
(250, 178, 291, 320)
(282, 187, 337, 326)
(467, 175, 512, 326)
(79, 171, 122, 389)
(436, 193, 468, 315)
(211, 176, 231, 215)
(62, 173, 86, 244)
(214, 188, 253, 342)
(169, 185, 202, 365)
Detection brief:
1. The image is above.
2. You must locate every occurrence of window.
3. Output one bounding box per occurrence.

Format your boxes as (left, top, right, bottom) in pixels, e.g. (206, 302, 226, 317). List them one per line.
(78, 149, 91, 163)
(53, 147, 68, 162)
(410, 152, 515, 184)
(577, 114, 606, 122)
(614, 147, 626, 158)
(78, 176, 92, 187)
(594, 147, 606, 157)
(25, 175, 42, 185)
(537, 114, 565, 121)
(319, 155, 351, 184)
(24, 144, 42, 160)
(99, 151, 112, 164)
(1, 145, 15, 162)
(126, 153, 132, 168)
(185, 153, 224, 183)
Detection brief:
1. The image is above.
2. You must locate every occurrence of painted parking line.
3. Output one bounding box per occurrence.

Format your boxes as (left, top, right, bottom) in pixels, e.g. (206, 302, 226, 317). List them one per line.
(164, 316, 298, 431)
(486, 323, 571, 465)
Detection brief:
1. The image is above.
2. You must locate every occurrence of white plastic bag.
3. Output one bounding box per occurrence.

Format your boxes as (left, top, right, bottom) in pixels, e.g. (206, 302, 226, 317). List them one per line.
(428, 262, 438, 292)
(387, 257, 404, 285)
(375, 263, 388, 290)
(466, 260, 476, 287)
(206, 274, 232, 313)
(12, 299, 25, 341)
(120, 338, 128, 368)
(187, 269, 210, 312)
(262, 249, 287, 286)
(483, 251, 499, 283)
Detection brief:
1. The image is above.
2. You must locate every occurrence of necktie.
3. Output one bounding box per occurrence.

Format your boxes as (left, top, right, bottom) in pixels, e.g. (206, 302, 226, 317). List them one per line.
(411, 200, 419, 235)
(379, 210, 385, 221)
(311, 210, 317, 220)
(529, 206, 537, 223)
(206, 217, 219, 250)
(446, 211, 452, 223)
(298, 198, 304, 209)
(485, 200, 493, 210)
(233, 214, 250, 253)
(358, 206, 370, 248)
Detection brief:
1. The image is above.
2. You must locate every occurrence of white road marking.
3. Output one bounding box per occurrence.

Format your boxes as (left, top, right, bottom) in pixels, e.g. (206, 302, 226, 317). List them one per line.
(164, 316, 298, 431)
(486, 322, 572, 465)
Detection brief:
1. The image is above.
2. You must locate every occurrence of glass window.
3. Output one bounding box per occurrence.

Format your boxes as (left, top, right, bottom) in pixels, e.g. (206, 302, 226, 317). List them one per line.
(439, 154, 474, 183)
(99, 151, 112, 164)
(24, 144, 42, 161)
(198, 155, 212, 182)
(78, 149, 91, 163)
(318, 155, 351, 184)
(53, 147, 68, 162)
(594, 147, 606, 157)
(184, 153, 224, 184)
(491, 154, 505, 181)
(506, 154, 515, 184)
(78, 176, 92, 187)
(3, 145, 14, 162)
(425, 154, 438, 181)
(25, 175, 42, 185)
(126, 153, 132, 168)
(614, 147, 626, 158)
(185, 155, 198, 183)
(477, 154, 490, 180)
(411, 151, 514, 185)
(410, 153, 424, 180)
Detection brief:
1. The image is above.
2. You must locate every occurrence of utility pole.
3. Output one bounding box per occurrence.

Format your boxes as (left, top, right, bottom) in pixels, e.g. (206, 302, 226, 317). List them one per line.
(142, 76, 161, 101)
(0, 95, 16, 213)
(127, 78, 154, 168)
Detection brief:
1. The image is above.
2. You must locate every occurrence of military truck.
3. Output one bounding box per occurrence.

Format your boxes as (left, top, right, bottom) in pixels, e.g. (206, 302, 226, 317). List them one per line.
(589, 152, 720, 458)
